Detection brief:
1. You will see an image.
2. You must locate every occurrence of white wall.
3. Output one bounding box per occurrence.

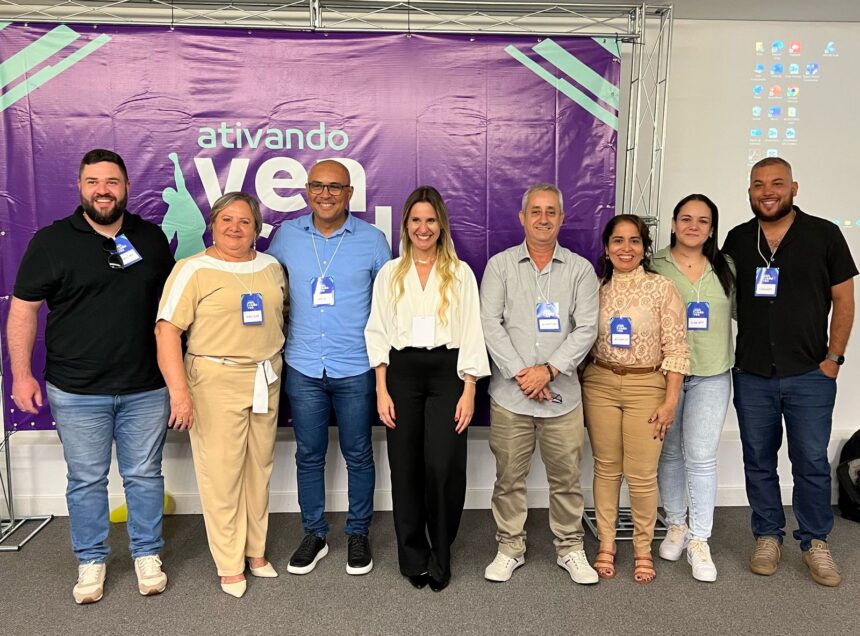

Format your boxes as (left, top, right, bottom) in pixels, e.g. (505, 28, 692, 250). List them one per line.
(4, 17, 858, 517)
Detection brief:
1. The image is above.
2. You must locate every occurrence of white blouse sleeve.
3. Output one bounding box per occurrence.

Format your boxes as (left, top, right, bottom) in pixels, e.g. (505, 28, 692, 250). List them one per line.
(364, 261, 394, 368)
(455, 263, 492, 380)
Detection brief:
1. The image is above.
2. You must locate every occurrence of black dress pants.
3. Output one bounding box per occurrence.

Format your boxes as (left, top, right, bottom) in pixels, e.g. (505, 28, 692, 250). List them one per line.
(386, 346, 467, 582)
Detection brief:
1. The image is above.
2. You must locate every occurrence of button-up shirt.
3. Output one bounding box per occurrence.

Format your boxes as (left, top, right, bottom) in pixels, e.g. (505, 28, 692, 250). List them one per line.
(480, 241, 599, 416)
(267, 213, 391, 379)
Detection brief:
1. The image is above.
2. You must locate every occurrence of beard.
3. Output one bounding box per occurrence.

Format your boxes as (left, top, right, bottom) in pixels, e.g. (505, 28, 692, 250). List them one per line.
(80, 193, 127, 226)
(750, 195, 794, 223)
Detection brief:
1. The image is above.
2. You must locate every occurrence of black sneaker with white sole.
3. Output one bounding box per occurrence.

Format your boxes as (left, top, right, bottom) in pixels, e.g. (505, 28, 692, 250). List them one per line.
(287, 534, 329, 575)
(346, 534, 373, 575)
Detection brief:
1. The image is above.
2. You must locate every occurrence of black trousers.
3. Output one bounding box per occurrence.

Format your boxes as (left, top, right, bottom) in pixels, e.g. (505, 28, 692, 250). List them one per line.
(386, 347, 467, 582)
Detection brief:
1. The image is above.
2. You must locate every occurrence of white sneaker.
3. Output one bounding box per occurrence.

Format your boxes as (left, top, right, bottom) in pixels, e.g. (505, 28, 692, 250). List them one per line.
(687, 539, 717, 582)
(73, 561, 106, 604)
(557, 549, 599, 585)
(484, 551, 525, 582)
(134, 554, 168, 596)
(659, 523, 689, 561)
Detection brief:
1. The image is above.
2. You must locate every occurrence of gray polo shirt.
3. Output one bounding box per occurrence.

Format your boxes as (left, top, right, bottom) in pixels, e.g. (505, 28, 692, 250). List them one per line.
(480, 241, 599, 417)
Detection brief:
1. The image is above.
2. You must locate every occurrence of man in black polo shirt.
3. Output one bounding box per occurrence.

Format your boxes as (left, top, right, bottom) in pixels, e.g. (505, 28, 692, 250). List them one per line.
(6, 149, 175, 603)
(723, 157, 856, 587)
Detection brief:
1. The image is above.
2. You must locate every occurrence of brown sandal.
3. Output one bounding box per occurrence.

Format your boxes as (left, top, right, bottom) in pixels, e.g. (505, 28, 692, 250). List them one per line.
(633, 555, 656, 584)
(594, 544, 616, 579)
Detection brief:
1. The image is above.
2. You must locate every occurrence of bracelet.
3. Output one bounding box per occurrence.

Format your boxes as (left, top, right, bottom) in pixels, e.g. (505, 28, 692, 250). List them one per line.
(464, 379, 477, 384)
(544, 363, 556, 382)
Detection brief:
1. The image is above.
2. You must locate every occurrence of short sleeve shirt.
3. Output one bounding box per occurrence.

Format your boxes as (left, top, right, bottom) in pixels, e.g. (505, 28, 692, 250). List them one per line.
(722, 207, 857, 377)
(13, 208, 175, 394)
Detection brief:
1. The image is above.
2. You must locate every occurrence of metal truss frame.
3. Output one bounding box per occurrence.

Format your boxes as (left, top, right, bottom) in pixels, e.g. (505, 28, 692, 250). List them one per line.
(0, 3, 672, 545)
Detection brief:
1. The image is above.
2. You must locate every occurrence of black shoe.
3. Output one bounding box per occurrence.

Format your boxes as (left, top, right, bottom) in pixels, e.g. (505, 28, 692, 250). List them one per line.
(346, 534, 374, 575)
(428, 575, 449, 592)
(287, 534, 328, 575)
(407, 573, 430, 589)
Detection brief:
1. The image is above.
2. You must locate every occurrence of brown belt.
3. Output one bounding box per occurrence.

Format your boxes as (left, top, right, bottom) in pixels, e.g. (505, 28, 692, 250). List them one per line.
(592, 358, 661, 376)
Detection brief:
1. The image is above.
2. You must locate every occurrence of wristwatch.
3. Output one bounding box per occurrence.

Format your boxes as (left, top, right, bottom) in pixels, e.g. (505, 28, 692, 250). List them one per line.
(825, 353, 845, 365)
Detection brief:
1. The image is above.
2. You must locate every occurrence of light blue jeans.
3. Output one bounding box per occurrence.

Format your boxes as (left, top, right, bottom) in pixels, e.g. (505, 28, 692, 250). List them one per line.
(46, 383, 169, 563)
(657, 372, 731, 540)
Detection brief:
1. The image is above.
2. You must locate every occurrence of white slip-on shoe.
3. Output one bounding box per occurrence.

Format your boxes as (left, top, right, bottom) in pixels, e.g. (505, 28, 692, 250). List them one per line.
(484, 551, 525, 582)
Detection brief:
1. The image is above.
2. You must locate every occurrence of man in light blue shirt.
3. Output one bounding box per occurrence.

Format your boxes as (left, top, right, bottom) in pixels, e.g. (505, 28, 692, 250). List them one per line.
(267, 160, 390, 576)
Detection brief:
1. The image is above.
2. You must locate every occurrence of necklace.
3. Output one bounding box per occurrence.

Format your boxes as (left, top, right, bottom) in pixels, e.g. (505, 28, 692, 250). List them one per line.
(414, 256, 436, 265)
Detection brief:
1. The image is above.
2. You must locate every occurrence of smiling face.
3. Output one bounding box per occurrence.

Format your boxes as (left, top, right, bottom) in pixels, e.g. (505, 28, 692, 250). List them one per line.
(606, 220, 645, 273)
(519, 189, 563, 251)
(672, 199, 713, 250)
(749, 162, 797, 223)
(306, 160, 353, 229)
(212, 199, 256, 255)
(78, 161, 129, 226)
(406, 201, 441, 255)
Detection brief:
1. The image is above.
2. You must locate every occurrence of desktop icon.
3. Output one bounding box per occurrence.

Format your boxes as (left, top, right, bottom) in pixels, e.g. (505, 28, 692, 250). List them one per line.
(772, 40, 785, 54)
(785, 128, 796, 139)
(806, 62, 819, 75)
(824, 41, 837, 55)
(755, 41, 765, 54)
(787, 85, 799, 98)
(767, 128, 778, 139)
(753, 84, 764, 96)
(768, 106, 781, 118)
(766, 149, 779, 158)
(788, 63, 800, 75)
(789, 41, 802, 54)
(752, 106, 763, 117)
(771, 63, 783, 74)
(769, 85, 783, 98)
(755, 63, 765, 74)
(787, 106, 797, 117)
(750, 128, 762, 138)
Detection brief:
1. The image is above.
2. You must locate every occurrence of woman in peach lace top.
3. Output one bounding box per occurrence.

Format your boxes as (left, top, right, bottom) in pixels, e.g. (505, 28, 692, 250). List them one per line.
(581, 214, 690, 584)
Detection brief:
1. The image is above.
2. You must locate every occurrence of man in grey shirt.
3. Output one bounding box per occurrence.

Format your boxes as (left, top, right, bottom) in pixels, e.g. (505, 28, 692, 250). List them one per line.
(480, 183, 600, 584)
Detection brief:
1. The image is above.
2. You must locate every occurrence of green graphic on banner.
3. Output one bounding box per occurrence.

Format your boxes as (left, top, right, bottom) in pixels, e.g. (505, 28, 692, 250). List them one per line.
(592, 36, 622, 59)
(0, 29, 110, 111)
(534, 39, 620, 110)
(505, 42, 619, 130)
(161, 152, 207, 260)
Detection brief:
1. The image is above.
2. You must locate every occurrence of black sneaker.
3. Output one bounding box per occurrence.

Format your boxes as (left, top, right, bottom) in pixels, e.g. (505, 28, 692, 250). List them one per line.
(346, 534, 373, 575)
(287, 534, 328, 575)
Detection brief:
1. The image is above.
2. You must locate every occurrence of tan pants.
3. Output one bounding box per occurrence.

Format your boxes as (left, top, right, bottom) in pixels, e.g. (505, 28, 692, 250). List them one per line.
(186, 354, 282, 576)
(489, 400, 586, 558)
(582, 363, 666, 555)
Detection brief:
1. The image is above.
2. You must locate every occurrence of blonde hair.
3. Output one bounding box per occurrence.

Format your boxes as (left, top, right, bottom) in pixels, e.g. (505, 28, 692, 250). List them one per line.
(391, 186, 460, 326)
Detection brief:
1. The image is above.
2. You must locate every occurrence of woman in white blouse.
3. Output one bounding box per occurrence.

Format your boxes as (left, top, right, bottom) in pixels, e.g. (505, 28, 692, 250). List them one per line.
(365, 186, 490, 592)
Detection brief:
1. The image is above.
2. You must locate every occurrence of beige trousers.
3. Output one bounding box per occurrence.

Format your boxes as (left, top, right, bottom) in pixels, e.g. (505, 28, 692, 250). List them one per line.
(186, 354, 282, 576)
(582, 362, 666, 555)
(489, 400, 586, 558)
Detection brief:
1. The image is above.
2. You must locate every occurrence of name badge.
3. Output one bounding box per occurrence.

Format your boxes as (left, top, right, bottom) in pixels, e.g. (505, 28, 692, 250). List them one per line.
(687, 301, 710, 331)
(755, 267, 779, 297)
(242, 292, 264, 325)
(311, 276, 335, 306)
(114, 234, 142, 267)
(610, 316, 632, 348)
(536, 302, 561, 332)
(412, 316, 436, 348)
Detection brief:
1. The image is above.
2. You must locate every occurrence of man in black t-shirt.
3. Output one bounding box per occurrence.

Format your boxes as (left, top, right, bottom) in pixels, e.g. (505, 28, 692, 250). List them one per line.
(7, 149, 176, 604)
(723, 157, 857, 588)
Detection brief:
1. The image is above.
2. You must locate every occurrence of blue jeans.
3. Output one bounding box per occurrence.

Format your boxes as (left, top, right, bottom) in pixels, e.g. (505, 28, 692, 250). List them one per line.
(658, 372, 731, 539)
(46, 384, 169, 563)
(285, 366, 375, 536)
(732, 367, 836, 550)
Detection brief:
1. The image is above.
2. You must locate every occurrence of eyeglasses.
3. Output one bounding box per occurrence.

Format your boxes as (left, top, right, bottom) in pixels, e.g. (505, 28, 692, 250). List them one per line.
(102, 238, 124, 270)
(307, 181, 350, 195)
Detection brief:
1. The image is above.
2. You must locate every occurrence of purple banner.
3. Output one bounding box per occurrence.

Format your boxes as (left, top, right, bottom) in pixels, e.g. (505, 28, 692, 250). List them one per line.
(1, 24, 618, 430)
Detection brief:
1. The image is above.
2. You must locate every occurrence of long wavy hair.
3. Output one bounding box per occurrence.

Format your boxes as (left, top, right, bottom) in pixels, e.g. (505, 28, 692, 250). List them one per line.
(670, 194, 735, 297)
(598, 214, 656, 285)
(390, 186, 460, 326)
